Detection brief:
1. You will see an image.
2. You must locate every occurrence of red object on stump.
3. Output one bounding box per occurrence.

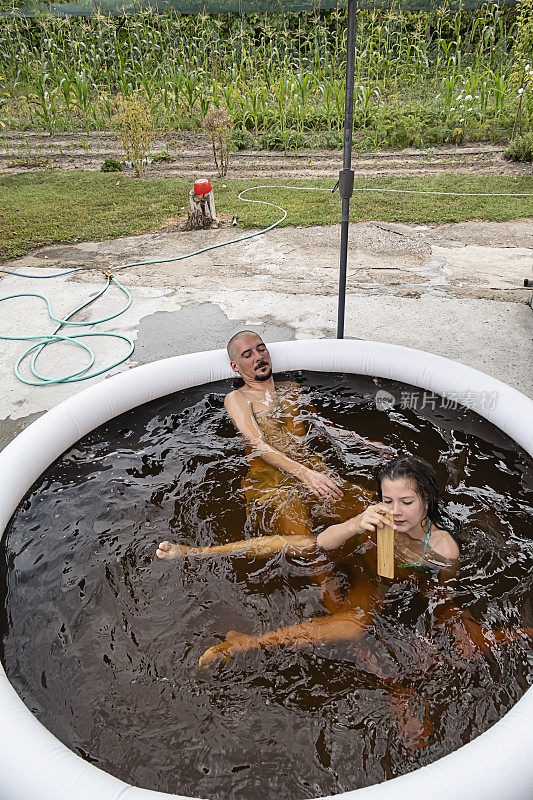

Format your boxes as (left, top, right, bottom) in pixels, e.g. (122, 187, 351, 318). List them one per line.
(186, 179, 217, 230)
(193, 179, 213, 196)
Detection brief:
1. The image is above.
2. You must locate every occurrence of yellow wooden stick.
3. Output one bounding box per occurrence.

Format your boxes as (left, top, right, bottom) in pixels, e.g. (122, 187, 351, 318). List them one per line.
(377, 512, 395, 579)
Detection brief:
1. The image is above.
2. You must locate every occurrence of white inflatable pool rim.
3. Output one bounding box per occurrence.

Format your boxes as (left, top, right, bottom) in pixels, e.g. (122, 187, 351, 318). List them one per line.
(1, 339, 532, 800)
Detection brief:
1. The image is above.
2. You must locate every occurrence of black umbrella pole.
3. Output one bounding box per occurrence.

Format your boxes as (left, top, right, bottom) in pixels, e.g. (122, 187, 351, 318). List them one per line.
(337, 0, 358, 339)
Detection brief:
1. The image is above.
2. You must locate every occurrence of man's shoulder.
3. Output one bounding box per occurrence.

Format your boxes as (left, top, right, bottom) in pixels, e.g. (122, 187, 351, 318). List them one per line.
(225, 388, 248, 409)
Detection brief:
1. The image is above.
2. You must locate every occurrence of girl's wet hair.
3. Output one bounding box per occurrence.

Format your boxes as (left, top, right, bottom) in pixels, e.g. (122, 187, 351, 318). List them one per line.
(377, 455, 448, 529)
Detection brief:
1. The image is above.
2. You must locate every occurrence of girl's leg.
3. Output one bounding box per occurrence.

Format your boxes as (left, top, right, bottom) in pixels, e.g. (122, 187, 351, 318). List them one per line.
(198, 607, 370, 669)
(156, 534, 316, 560)
(158, 494, 344, 613)
(156, 479, 371, 562)
(198, 566, 432, 750)
(198, 564, 382, 668)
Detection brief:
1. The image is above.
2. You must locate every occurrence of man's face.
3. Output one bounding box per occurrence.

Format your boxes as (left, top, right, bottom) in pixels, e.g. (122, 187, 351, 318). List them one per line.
(231, 334, 272, 383)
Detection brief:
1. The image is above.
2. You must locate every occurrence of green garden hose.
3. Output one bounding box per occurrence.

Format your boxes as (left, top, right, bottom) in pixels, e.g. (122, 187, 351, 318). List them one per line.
(0, 275, 134, 386)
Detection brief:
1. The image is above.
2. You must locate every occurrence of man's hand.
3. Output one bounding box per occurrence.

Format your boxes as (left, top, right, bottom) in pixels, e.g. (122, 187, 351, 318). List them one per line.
(298, 467, 344, 501)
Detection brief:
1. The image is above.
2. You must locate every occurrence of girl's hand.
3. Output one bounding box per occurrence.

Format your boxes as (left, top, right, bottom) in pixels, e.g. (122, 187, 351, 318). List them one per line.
(352, 503, 397, 535)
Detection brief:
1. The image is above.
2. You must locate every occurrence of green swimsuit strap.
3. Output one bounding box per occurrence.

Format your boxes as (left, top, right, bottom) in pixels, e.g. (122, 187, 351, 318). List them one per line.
(396, 519, 432, 570)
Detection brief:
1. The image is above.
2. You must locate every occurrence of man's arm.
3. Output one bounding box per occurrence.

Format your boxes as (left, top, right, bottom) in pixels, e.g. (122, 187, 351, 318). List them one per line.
(225, 391, 343, 500)
(308, 414, 393, 454)
(279, 383, 391, 452)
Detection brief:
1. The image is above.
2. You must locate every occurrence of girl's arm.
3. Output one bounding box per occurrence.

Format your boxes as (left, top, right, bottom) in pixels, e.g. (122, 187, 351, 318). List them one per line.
(317, 503, 395, 550)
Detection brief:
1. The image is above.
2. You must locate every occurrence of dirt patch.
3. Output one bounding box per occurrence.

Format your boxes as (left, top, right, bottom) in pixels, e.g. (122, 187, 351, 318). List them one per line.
(1, 131, 532, 180)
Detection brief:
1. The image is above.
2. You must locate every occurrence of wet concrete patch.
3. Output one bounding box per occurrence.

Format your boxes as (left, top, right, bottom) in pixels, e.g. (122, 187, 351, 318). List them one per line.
(0, 411, 42, 453)
(134, 302, 296, 364)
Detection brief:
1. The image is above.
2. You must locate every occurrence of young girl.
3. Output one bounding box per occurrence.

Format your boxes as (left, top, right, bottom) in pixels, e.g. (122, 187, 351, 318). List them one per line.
(160, 456, 530, 748)
(196, 456, 463, 669)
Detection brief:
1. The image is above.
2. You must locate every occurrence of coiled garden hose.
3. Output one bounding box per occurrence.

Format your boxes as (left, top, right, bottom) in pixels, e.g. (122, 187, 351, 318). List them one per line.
(0, 275, 134, 386)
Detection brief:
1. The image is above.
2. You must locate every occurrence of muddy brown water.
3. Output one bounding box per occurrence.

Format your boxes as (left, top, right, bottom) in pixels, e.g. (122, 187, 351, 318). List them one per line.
(1, 372, 532, 798)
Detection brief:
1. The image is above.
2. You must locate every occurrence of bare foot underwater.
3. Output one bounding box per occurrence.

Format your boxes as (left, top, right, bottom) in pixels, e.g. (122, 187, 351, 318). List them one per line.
(156, 541, 195, 559)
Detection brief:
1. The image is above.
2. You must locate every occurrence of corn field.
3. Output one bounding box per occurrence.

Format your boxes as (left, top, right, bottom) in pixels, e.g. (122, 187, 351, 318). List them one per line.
(0, 4, 531, 148)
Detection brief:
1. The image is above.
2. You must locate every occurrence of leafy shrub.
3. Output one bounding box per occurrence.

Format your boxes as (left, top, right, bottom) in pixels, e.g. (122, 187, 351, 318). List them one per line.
(503, 132, 533, 162)
(229, 129, 253, 150)
(151, 151, 174, 162)
(316, 130, 343, 149)
(259, 130, 285, 150)
(101, 158, 123, 172)
(203, 108, 233, 176)
(259, 129, 306, 152)
(111, 93, 155, 178)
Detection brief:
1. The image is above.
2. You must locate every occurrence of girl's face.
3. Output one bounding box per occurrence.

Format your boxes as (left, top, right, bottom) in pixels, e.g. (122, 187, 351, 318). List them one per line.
(380, 476, 428, 537)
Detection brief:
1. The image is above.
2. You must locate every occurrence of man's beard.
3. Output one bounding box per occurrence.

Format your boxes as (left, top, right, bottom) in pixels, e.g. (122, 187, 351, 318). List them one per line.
(254, 367, 272, 382)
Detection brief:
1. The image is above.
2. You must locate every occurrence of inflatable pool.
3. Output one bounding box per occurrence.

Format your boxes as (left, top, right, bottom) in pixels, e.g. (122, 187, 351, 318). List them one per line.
(1, 338, 532, 800)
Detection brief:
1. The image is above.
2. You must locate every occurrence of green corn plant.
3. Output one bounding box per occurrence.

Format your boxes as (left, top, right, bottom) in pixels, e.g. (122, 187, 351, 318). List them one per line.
(358, 83, 380, 129)
(161, 81, 176, 124)
(274, 70, 291, 132)
(333, 79, 345, 130)
(26, 69, 58, 134)
(319, 82, 335, 130)
(220, 80, 238, 118)
(258, 78, 271, 128)
(211, 78, 221, 109)
(71, 70, 93, 121)
(490, 71, 509, 116)
(440, 74, 458, 119)
(198, 89, 212, 121)
(292, 71, 314, 131)
(58, 73, 74, 110)
(181, 73, 201, 125)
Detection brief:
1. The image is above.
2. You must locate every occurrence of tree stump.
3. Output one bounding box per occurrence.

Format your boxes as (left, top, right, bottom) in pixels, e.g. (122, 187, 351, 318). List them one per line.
(185, 189, 218, 230)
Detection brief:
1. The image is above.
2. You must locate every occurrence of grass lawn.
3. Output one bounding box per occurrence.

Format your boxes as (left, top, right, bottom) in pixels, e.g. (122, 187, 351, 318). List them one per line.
(1, 171, 532, 261)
